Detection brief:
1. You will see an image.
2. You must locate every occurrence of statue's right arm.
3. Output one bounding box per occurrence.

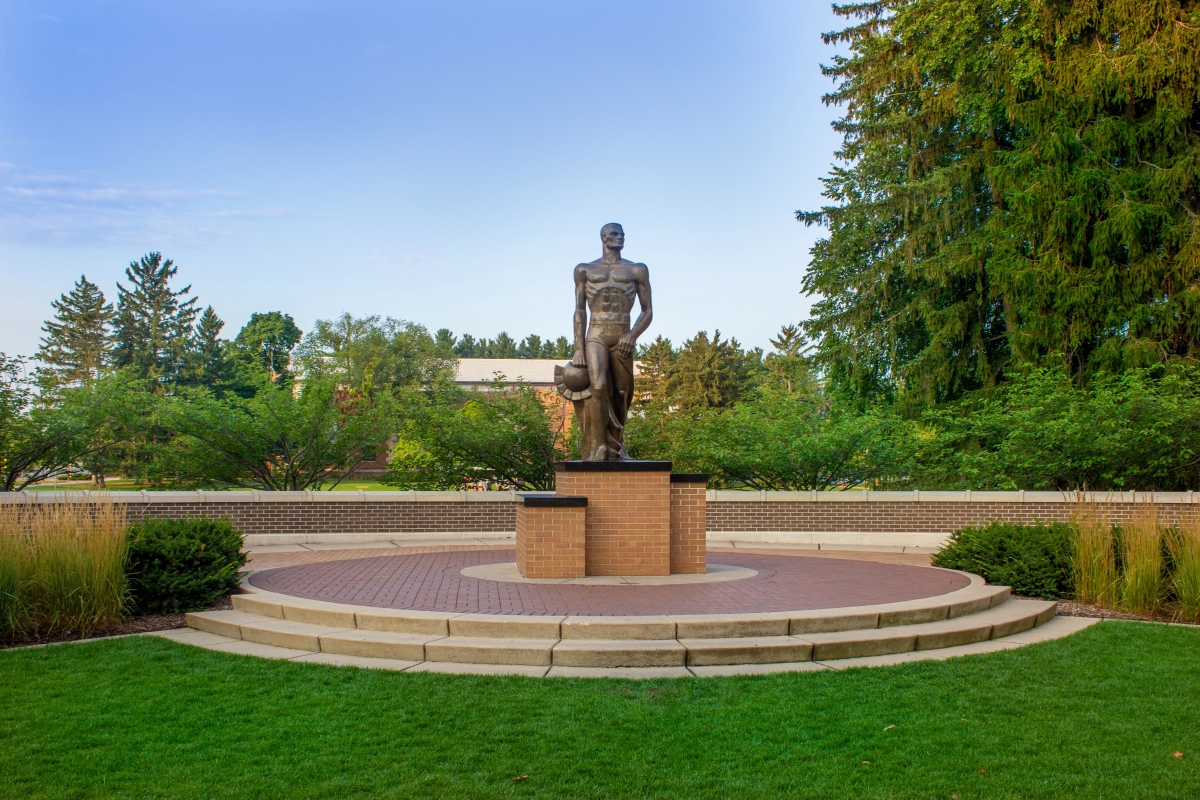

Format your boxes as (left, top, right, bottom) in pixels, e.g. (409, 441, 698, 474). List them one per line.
(573, 265, 588, 367)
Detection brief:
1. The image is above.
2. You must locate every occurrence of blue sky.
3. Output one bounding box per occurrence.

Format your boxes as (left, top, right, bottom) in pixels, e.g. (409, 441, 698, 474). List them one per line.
(0, 1, 846, 359)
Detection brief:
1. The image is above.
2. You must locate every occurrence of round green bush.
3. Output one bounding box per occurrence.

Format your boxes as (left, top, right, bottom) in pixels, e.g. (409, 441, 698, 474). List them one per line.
(126, 517, 246, 614)
(931, 521, 1074, 599)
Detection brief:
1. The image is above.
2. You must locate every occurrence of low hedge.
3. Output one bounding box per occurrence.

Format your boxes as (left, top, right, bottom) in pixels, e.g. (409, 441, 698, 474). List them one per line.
(931, 521, 1074, 599)
(126, 517, 246, 614)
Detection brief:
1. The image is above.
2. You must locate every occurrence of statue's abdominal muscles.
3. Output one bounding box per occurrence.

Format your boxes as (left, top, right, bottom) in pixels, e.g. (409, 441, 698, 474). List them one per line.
(586, 278, 636, 345)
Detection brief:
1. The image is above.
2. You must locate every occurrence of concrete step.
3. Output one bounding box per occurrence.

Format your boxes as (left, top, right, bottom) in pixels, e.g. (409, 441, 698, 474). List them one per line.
(798, 599, 1055, 661)
(424, 636, 555, 667)
(163, 614, 1100, 677)
(229, 579, 1011, 640)
(186, 598, 1055, 669)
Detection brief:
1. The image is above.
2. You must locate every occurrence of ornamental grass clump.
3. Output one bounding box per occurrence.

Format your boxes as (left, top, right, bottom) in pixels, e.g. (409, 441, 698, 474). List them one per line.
(0, 501, 129, 640)
(1071, 497, 1116, 606)
(1168, 512, 1200, 623)
(1117, 503, 1165, 617)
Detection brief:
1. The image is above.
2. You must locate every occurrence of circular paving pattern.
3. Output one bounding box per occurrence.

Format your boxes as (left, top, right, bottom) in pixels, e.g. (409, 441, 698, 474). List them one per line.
(248, 549, 970, 616)
(457, 561, 757, 585)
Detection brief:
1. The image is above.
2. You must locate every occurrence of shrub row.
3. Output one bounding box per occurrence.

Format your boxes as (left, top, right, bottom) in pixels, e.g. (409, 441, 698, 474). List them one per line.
(933, 517, 1200, 621)
(0, 506, 245, 640)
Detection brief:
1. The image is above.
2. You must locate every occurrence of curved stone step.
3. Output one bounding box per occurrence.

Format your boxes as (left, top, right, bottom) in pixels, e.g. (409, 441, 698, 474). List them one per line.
(186, 598, 1055, 669)
(230, 573, 1010, 640)
(424, 636, 554, 666)
(163, 613, 1100, 677)
(797, 599, 1054, 661)
(552, 639, 687, 668)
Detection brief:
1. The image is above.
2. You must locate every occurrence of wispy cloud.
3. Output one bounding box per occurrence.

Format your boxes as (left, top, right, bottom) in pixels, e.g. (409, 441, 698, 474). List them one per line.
(0, 165, 304, 247)
(208, 206, 305, 220)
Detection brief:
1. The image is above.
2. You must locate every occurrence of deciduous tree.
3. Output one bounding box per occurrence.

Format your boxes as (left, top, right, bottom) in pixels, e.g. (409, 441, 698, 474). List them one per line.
(161, 376, 396, 490)
(385, 382, 566, 490)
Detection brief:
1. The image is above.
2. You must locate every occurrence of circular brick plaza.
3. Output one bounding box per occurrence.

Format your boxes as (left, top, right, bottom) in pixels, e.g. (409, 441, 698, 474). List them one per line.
(247, 549, 970, 616)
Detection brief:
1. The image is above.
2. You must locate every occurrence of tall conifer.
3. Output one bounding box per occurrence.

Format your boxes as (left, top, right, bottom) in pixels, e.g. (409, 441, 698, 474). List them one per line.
(111, 252, 200, 388)
(35, 275, 114, 389)
(801, 0, 1200, 404)
(188, 306, 230, 390)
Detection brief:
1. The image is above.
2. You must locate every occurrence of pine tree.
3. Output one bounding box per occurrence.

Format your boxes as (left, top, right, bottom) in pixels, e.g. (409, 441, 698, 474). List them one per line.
(434, 328, 458, 358)
(490, 332, 518, 358)
(669, 331, 761, 410)
(800, 0, 1200, 405)
(111, 252, 200, 388)
(633, 336, 676, 406)
(35, 275, 114, 389)
(766, 324, 813, 394)
(550, 337, 572, 358)
(188, 306, 229, 390)
(518, 335, 543, 358)
(454, 335, 478, 358)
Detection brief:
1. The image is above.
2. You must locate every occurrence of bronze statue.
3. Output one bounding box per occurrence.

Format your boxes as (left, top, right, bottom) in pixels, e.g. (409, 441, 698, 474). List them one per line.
(555, 223, 653, 460)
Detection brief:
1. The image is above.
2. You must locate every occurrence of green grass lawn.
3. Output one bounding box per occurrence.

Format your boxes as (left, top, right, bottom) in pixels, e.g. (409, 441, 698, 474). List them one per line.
(1, 622, 1197, 799)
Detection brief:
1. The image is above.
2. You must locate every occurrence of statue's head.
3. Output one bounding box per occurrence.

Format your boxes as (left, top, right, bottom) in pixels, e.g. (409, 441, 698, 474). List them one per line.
(600, 223, 624, 251)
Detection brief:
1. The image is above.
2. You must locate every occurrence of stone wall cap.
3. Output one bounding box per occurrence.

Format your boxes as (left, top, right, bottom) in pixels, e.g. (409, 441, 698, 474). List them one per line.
(555, 460, 672, 472)
(521, 495, 588, 508)
(670, 473, 708, 484)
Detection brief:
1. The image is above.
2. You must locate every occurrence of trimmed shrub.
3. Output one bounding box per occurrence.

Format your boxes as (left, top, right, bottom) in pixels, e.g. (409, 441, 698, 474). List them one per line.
(932, 521, 1074, 599)
(127, 517, 245, 614)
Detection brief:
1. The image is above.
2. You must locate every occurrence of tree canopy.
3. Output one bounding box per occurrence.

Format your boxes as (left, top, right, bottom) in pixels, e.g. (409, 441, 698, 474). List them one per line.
(111, 253, 200, 389)
(35, 275, 114, 392)
(800, 0, 1200, 405)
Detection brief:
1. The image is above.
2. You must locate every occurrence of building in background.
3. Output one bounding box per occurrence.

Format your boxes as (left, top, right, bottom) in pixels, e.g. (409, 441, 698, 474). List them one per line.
(350, 358, 588, 480)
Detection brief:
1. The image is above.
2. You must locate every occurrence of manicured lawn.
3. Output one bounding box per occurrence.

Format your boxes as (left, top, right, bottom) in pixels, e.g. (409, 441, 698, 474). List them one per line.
(1, 622, 1197, 799)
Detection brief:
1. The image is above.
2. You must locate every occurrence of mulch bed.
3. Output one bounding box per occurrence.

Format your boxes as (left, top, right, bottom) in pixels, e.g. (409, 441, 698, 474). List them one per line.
(1, 594, 234, 649)
(1015, 595, 1199, 627)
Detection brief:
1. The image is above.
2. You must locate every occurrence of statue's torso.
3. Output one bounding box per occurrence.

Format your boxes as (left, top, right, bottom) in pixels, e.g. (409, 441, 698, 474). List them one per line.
(582, 262, 639, 345)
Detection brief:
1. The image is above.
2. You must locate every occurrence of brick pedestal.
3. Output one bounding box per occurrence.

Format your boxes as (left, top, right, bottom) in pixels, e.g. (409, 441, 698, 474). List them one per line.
(518, 463, 709, 578)
(670, 474, 708, 574)
(515, 496, 587, 579)
(555, 461, 672, 576)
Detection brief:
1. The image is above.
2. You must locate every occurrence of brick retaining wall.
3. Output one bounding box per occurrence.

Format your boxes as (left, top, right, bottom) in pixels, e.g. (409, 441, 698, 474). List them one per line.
(3, 490, 1196, 548)
(703, 490, 1200, 533)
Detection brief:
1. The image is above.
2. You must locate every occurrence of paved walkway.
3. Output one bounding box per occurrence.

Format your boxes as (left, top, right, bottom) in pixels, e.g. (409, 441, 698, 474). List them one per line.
(247, 549, 969, 616)
(244, 543, 935, 571)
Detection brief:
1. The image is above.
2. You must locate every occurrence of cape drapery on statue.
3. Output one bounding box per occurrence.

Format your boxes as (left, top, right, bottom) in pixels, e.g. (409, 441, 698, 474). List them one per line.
(554, 223, 653, 461)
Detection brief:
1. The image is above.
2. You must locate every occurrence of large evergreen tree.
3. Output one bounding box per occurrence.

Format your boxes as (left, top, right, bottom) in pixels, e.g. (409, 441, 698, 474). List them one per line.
(35, 275, 114, 390)
(185, 306, 232, 391)
(111, 253, 200, 388)
(800, 0, 1200, 405)
(668, 331, 763, 410)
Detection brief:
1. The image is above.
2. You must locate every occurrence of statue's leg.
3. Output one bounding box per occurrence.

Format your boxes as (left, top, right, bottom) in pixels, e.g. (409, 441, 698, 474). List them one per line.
(609, 352, 635, 458)
(582, 341, 611, 460)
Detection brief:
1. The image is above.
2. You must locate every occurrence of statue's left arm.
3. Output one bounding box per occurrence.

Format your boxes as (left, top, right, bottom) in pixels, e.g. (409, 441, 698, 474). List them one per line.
(615, 264, 652, 360)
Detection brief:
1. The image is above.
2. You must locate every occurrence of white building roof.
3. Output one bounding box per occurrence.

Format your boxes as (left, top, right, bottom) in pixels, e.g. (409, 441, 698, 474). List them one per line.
(453, 358, 640, 387)
(454, 359, 567, 386)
